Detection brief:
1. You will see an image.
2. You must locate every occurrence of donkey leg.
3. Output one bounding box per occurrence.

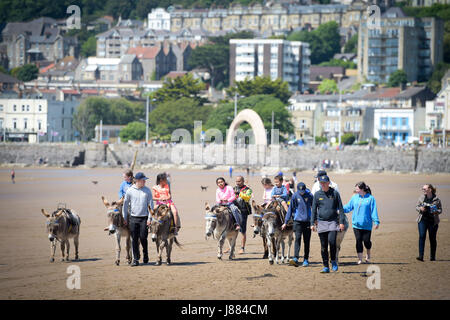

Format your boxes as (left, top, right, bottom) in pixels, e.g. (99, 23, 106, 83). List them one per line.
(262, 236, 268, 259)
(60, 241, 66, 262)
(126, 235, 132, 264)
(217, 236, 225, 260)
(65, 240, 70, 261)
(166, 240, 172, 265)
(155, 240, 162, 265)
(74, 235, 79, 260)
(115, 233, 121, 266)
(50, 242, 56, 262)
(228, 235, 237, 260)
(267, 236, 274, 265)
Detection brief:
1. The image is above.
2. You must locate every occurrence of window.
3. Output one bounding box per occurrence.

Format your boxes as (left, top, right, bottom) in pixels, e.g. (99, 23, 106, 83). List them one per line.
(26, 105, 29, 111)
(334, 121, 340, 132)
(24, 119, 27, 129)
(39, 105, 42, 112)
(22, 105, 25, 111)
(430, 119, 436, 129)
(0, 104, 3, 111)
(62, 119, 64, 128)
(300, 119, 306, 129)
(381, 117, 387, 127)
(38, 121, 42, 130)
(345, 121, 351, 131)
(401, 117, 407, 126)
(354, 121, 360, 132)
(13, 119, 17, 129)
(325, 121, 331, 132)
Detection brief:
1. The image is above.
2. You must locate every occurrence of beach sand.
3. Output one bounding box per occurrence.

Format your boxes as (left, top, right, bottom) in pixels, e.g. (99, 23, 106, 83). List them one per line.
(0, 167, 449, 300)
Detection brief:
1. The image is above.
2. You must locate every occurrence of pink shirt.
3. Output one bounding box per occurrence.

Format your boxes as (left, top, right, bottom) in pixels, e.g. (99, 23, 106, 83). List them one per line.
(263, 187, 274, 204)
(216, 185, 236, 204)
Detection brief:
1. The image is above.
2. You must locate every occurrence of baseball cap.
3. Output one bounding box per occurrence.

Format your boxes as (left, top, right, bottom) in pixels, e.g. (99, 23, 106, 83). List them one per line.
(134, 172, 148, 180)
(315, 170, 327, 178)
(297, 182, 306, 192)
(319, 175, 330, 183)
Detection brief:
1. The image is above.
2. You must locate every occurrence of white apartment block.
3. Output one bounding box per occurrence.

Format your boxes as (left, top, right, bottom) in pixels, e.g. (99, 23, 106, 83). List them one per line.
(230, 39, 310, 93)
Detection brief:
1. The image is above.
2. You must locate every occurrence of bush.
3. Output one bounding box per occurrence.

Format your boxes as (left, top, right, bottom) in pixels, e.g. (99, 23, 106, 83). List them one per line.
(342, 133, 356, 145)
(356, 140, 369, 145)
(315, 136, 328, 143)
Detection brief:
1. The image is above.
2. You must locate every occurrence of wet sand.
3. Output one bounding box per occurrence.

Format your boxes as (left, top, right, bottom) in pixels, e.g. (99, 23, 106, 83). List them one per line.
(0, 167, 449, 300)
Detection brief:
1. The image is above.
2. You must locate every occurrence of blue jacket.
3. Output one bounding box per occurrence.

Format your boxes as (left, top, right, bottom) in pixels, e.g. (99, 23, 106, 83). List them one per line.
(119, 181, 132, 199)
(271, 185, 289, 202)
(286, 189, 313, 222)
(343, 193, 380, 230)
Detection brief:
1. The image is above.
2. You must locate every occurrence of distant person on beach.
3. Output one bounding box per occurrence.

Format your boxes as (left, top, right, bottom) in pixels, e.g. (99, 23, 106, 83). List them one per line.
(415, 184, 442, 262)
(229, 166, 233, 178)
(343, 182, 380, 264)
(11, 169, 15, 184)
(119, 169, 133, 199)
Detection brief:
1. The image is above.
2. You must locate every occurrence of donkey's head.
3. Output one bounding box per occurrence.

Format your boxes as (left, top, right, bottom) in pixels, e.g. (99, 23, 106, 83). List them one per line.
(204, 202, 219, 240)
(101, 196, 124, 235)
(251, 200, 265, 236)
(262, 211, 279, 238)
(41, 208, 64, 242)
(150, 204, 170, 242)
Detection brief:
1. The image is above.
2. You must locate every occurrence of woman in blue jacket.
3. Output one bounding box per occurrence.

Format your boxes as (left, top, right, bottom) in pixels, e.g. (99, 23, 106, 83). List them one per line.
(343, 181, 380, 265)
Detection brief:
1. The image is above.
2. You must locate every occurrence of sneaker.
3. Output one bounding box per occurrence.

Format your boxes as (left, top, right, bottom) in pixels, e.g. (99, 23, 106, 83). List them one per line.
(430, 257, 436, 261)
(143, 257, 149, 264)
(331, 261, 338, 272)
(357, 260, 362, 265)
(289, 258, 299, 267)
(131, 260, 139, 267)
(302, 259, 309, 267)
(320, 267, 330, 273)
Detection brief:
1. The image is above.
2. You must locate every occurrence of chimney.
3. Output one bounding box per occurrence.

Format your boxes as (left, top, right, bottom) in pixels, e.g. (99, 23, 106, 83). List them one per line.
(400, 82, 407, 91)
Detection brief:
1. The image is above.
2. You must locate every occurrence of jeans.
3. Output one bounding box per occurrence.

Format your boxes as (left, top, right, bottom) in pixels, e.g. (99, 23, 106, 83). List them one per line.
(129, 216, 148, 261)
(318, 231, 337, 267)
(293, 221, 311, 260)
(228, 203, 242, 229)
(353, 228, 372, 253)
(418, 219, 438, 259)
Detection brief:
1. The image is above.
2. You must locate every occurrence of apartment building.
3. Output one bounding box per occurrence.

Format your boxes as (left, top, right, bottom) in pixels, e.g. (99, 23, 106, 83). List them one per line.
(167, 2, 368, 34)
(1, 17, 78, 69)
(230, 39, 310, 93)
(357, 7, 444, 83)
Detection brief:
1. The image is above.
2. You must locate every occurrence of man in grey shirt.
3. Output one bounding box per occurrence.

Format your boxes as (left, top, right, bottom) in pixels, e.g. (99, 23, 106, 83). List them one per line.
(123, 172, 154, 266)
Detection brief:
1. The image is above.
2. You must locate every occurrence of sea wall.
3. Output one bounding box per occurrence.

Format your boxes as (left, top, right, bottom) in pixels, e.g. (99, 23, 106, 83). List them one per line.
(0, 143, 449, 173)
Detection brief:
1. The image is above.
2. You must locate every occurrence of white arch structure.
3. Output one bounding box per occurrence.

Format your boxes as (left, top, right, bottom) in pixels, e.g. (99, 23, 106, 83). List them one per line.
(226, 109, 267, 147)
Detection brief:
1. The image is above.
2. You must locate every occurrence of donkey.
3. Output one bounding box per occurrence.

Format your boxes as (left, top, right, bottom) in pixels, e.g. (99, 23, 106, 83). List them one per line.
(149, 204, 182, 266)
(251, 200, 268, 259)
(101, 196, 131, 266)
(204, 202, 238, 260)
(262, 207, 293, 265)
(40, 207, 80, 262)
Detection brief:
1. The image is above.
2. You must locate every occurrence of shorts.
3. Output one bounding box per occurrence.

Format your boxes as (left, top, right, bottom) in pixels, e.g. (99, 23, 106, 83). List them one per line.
(240, 213, 248, 234)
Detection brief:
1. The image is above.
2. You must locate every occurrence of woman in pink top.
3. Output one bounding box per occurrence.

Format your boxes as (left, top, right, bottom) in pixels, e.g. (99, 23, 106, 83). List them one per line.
(261, 177, 274, 207)
(216, 177, 241, 230)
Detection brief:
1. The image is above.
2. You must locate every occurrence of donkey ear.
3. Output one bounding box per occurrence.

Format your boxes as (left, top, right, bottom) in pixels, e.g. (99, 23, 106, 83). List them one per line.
(205, 202, 210, 211)
(55, 210, 64, 217)
(148, 206, 155, 216)
(101, 196, 110, 207)
(41, 209, 50, 218)
(116, 197, 124, 206)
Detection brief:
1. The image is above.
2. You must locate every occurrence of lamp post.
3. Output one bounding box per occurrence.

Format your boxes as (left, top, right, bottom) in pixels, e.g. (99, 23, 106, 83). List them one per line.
(146, 95, 149, 147)
(338, 77, 342, 146)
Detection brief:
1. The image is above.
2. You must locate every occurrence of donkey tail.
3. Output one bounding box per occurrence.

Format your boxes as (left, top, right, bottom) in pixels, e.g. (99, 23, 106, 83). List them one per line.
(173, 237, 183, 248)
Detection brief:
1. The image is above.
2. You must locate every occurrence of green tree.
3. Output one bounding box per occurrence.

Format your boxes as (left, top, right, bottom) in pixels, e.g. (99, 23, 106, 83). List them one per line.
(188, 30, 254, 88)
(80, 36, 97, 57)
(427, 62, 450, 94)
(387, 70, 407, 87)
(148, 97, 212, 138)
(205, 94, 293, 142)
(231, 76, 291, 104)
(287, 21, 340, 65)
(152, 73, 206, 105)
(317, 79, 338, 94)
(119, 121, 146, 142)
(0, 66, 8, 74)
(343, 34, 358, 54)
(319, 58, 357, 69)
(16, 64, 39, 82)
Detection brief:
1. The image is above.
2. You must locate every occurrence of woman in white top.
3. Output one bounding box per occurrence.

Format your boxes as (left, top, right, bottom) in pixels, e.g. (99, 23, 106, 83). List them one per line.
(261, 177, 274, 208)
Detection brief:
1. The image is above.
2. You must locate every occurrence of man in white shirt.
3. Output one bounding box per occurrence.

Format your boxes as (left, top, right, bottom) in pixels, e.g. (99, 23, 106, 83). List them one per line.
(311, 170, 339, 196)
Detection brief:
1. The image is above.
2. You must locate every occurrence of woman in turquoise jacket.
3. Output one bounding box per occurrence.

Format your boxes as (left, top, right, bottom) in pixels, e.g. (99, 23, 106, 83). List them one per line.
(344, 181, 380, 265)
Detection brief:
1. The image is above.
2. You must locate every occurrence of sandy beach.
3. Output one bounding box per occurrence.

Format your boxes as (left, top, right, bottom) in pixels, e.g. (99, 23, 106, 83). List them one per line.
(0, 167, 449, 300)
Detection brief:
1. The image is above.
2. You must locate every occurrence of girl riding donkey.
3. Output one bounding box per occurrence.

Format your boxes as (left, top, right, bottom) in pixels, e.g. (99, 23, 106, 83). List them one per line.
(152, 173, 181, 235)
(215, 177, 242, 231)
